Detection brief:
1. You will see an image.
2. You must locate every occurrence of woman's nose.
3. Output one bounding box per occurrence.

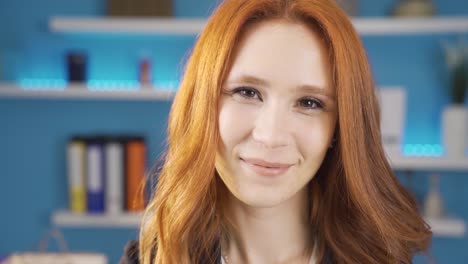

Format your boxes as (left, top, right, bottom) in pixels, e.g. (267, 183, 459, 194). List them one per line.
(251, 103, 290, 149)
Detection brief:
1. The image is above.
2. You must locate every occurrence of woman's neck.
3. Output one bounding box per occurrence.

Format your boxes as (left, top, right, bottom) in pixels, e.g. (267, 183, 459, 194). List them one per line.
(222, 187, 313, 264)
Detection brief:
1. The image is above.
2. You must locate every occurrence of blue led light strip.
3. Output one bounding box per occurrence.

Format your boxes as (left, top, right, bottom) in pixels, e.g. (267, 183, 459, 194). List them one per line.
(18, 79, 178, 91)
(403, 144, 444, 157)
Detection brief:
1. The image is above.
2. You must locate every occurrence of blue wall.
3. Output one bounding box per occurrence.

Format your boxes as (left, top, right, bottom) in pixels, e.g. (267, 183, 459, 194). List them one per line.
(1, 0, 468, 263)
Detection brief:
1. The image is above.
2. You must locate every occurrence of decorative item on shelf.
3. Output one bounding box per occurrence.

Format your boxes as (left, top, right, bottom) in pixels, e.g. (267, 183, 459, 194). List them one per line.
(423, 174, 444, 219)
(3, 228, 108, 264)
(378, 87, 407, 157)
(66, 51, 88, 86)
(139, 56, 152, 89)
(336, 0, 359, 17)
(391, 0, 435, 17)
(441, 39, 468, 158)
(107, 0, 172, 17)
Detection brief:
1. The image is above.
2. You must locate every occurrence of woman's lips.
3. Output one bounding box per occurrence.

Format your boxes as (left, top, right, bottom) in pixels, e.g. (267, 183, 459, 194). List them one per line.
(241, 158, 293, 177)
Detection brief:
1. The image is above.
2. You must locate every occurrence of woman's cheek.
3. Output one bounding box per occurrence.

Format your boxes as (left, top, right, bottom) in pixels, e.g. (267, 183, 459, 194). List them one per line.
(291, 116, 334, 155)
(219, 101, 258, 146)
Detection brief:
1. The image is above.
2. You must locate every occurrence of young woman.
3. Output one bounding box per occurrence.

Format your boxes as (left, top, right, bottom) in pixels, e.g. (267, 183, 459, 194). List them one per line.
(123, 0, 432, 263)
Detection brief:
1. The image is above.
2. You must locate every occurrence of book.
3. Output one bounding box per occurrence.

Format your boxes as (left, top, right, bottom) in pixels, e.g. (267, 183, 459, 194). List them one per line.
(67, 137, 87, 213)
(125, 137, 146, 212)
(105, 138, 124, 214)
(86, 139, 105, 213)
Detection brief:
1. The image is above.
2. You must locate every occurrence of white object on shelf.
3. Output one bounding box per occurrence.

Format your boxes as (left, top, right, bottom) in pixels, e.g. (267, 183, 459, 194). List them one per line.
(52, 210, 143, 228)
(0, 84, 175, 101)
(423, 174, 444, 219)
(378, 87, 406, 156)
(442, 105, 468, 158)
(425, 217, 466, 237)
(49, 16, 468, 35)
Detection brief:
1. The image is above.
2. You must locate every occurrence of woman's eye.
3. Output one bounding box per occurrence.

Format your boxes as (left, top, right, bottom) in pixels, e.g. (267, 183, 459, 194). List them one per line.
(298, 98, 324, 110)
(232, 87, 261, 100)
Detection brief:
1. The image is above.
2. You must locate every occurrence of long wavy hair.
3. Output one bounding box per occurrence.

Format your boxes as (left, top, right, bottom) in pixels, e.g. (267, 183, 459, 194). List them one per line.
(139, 0, 432, 263)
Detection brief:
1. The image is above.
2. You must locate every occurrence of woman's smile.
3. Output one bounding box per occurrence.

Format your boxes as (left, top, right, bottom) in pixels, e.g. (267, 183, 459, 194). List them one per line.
(240, 157, 294, 177)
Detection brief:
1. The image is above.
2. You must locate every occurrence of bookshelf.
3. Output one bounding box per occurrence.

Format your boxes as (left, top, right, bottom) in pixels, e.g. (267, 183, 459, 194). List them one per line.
(13, 81, 463, 236)
(49, 16, 468, 35)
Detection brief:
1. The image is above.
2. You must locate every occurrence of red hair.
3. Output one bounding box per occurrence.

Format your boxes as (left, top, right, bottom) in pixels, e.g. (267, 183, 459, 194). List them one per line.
(140, 1, 432, 263)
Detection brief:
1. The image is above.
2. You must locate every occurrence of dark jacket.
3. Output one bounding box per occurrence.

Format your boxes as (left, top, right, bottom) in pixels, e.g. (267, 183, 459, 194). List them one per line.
(119, 240, 140, 264)
(119, 240, 335, 264)
(118, 240, 222, 264)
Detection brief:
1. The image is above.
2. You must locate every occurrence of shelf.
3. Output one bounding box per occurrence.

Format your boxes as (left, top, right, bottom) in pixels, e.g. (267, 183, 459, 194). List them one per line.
(426, 217, 466, 237)
(388, 155, 468, 171)
(51, 211, 465, 237)
(0, 84, 175, 101)
(352, 17, 468, 35)
(52, 210, 143, 228)
(50, 17, 206, 35)
(49, 16, 468, 35)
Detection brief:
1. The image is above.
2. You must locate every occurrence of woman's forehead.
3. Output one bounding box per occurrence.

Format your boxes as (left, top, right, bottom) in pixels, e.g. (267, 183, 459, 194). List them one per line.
(225, 20, 334, 95)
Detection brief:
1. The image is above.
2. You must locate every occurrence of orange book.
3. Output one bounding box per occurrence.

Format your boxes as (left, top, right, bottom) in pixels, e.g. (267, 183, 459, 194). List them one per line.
(125, 138, 146, 211)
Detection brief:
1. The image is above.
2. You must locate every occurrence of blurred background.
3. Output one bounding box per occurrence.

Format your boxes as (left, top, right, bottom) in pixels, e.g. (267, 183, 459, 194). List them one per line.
(1, 0, 468, 263)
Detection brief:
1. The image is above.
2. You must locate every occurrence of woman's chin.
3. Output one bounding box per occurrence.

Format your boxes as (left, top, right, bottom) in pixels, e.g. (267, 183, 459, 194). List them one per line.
(231, 188, 291, 209)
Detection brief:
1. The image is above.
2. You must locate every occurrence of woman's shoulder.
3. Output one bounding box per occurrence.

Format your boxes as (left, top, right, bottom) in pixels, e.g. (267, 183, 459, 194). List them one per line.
(119, 240, 140, 264)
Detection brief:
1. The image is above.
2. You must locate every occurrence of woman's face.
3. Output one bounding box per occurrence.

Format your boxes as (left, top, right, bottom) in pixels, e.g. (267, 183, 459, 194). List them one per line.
(216, 20, 337, 207)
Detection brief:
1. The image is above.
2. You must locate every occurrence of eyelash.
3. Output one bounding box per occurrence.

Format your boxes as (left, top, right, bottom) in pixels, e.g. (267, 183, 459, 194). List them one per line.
(229, 87, 325, 110)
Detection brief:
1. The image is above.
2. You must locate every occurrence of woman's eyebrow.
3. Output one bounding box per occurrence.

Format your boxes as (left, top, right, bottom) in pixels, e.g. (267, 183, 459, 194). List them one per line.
(295, 85, 336, 100)
(228, 74, 335, 100)
(227, 74, 269, 86)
